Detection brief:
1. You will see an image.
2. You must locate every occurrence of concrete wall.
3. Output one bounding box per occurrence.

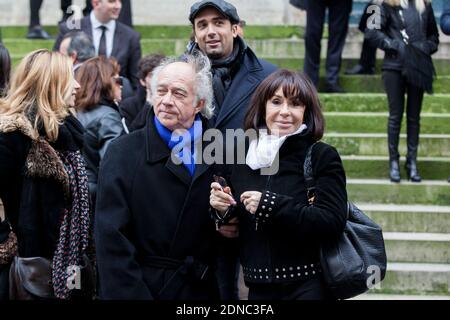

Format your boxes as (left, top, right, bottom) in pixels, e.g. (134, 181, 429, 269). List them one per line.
(0, 0, 306, 26)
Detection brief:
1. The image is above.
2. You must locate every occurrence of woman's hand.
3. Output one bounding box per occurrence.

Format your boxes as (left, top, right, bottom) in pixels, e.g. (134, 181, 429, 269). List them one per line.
(217, 217, 239, 238)
(240, 191, 262, 215)
(210, 182, 236, 215)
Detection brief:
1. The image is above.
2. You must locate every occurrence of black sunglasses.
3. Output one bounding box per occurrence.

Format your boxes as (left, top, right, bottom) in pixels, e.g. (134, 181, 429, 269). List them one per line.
(113, 76, 123, 86)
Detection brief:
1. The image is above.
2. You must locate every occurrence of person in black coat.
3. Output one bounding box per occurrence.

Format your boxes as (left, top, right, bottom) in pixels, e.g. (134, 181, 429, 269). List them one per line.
(119, 53, 166, 132)
(95, 55, 237, 300)
(53, 0, 141, 89)
(365, 0, 439, 183)
(0, 50, 94, 300)
(210, 69, 347, 300)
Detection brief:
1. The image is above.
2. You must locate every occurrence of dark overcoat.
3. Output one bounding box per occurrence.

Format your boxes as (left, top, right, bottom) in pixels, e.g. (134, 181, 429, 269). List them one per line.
(211, 46, 277, 132)
(95, 111, 222, 300)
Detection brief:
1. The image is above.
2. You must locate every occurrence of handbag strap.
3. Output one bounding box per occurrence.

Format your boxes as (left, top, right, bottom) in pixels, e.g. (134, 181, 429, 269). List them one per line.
(398, 9, 410, 44)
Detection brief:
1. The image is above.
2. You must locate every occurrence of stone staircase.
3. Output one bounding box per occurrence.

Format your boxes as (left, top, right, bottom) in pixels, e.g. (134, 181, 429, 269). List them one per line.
(1, 22, 450, 299)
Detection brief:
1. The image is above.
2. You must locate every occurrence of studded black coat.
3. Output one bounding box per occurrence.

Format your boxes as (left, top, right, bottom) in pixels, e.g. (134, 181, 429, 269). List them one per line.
(227, 134, 347, 287)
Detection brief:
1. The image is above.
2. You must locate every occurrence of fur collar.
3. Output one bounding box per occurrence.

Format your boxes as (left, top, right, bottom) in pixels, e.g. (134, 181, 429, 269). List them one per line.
(0, 115, 69, 191)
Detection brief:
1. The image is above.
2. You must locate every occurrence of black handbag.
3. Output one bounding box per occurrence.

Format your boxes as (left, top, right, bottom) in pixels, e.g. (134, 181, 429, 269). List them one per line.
(303, 143, 387, 300)
(398, 9, 436, 93)
(9, 254, 95, 300)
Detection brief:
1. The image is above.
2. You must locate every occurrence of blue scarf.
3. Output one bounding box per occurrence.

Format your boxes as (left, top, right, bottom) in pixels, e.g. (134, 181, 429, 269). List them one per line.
(154, 115, 202, 176)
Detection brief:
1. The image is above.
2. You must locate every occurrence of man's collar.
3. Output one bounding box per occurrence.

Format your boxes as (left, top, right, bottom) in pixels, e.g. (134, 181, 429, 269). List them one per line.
(90, 11, 116, 30)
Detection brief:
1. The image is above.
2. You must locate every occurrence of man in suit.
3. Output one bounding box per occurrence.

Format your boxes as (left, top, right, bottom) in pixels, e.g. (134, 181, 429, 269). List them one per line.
(188, 0, 277, 300)
(53, 0, 141, 89)
(303, 0, 353, 92)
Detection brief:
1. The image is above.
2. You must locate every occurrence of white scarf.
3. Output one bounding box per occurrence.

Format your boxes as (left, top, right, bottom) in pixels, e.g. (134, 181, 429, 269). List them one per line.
(246, 124, 308, 170)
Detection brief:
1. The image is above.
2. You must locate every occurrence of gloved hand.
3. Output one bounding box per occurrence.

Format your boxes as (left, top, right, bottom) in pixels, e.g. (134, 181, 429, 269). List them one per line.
(383, 38, 402, 54)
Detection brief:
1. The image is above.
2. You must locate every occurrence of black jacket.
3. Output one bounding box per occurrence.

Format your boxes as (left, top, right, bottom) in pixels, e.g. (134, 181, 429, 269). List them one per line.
(365, 1, 439, 71)
(53, 16, 142, 89)
(77, 101, 124, 199)
(226, 135, 347, 286)
(94, 111, 222, 300)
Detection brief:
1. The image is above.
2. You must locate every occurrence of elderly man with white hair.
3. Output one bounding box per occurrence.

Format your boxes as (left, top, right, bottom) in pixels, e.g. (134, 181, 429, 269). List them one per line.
(95, 54, 237, 300)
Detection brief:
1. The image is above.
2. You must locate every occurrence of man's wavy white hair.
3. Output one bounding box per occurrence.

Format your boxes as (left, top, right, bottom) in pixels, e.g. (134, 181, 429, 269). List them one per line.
(150, 52, 215, 119)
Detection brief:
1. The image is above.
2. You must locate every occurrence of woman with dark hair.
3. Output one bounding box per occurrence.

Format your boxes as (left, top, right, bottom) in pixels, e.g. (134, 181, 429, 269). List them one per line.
(210, 69, 347, 300)
(0, 44, 11, 97)
(365, 0, 439, 182)
(75, 56, 124, 202)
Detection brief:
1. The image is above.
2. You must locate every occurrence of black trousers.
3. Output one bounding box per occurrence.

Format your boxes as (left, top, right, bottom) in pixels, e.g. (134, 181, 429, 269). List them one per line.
(304, 0, 353, 86)
(359, 38, 377, 70)
(29, 0, 72, 28)
(83, 0, 133, 27)
(383, 70, 424, 161)
(248, 277, 334, 300)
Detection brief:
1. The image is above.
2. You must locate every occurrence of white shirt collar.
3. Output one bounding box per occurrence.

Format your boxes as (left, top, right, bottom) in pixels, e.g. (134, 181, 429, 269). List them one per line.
(90, 11, 116, 31)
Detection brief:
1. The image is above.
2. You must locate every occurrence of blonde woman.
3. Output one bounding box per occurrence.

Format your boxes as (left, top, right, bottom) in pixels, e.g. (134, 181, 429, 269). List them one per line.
(0, 49, 94, 300)
(366, 0, 439, 182)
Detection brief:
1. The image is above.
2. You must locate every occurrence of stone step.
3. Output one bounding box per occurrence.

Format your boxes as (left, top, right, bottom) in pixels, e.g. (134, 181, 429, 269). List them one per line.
(384, 232, 450, 264)
(266, 57, 450, 76)
(323, 133, 450, 157)
(318, 75, 450, 93)
(8, 37, 450, 59)
(342, 156, 450, 180)
(325, 113, 450, 134)
(357, 204, 450, 233)
(320, 93, 450, 113)
(373, 262, 450, 295)
(347, 179, 450, 205)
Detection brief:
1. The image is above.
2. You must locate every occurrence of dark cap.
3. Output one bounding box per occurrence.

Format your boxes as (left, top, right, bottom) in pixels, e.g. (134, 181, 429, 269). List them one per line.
(189, 0, 240, 25)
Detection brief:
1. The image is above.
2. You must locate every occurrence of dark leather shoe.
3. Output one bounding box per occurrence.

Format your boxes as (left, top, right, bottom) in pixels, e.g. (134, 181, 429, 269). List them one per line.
(324, 83, 346, 93)
(405, 160, 421, 182)
(345, 64, 375, 75)
(26, 27, 53, 40)
(389, 160, 401, 183)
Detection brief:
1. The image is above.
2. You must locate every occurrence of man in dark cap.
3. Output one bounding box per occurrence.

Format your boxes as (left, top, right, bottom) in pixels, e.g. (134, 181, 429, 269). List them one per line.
(188, 0, 277, 301)
(188, 0, 276, 132)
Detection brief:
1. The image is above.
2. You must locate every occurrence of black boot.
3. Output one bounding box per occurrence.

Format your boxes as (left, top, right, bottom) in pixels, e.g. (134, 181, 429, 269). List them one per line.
(389, 159, 401, 183)
(405, 159, 421, 182)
